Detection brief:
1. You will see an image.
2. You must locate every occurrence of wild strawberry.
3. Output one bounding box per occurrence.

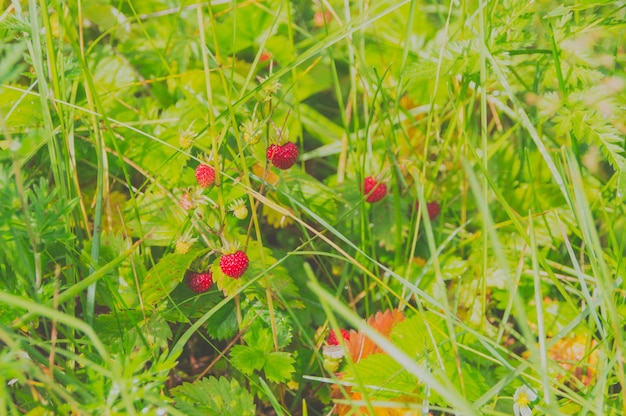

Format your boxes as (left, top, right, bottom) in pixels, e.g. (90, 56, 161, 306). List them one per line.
(175, 233, 197, 254)
(229, 198, 248, 220)
(363, 176, 387, 203)
(260, 76, 281, 100)
(240, 118, 262, 145)
(179, 128, 195, 149)
(260, 51, 272, 63)
(426, 201, 441, 219)
(219, 250, 249, 278)
(195, 164, 215, 188)
(267, 142, 298, 170)
(185, 271, 213, 293)
(416, 201, 441, 219)
(327, 329, 350, 346)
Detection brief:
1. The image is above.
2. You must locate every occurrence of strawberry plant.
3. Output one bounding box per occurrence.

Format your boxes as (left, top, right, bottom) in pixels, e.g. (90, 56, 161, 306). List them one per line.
(1, 0, 625, 415)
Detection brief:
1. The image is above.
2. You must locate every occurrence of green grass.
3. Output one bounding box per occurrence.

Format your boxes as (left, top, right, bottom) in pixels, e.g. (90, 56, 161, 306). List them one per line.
(1, 0, 625, 414)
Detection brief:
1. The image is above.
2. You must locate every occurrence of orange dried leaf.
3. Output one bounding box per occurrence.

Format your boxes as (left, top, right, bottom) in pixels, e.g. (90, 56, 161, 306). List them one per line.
(346, 309, 405, 363)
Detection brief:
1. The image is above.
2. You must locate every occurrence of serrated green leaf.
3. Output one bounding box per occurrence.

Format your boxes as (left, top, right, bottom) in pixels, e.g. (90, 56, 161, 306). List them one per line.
(241, 325, 274, 354)
(343, 353, 419, 400)
(204, 301, 239, 340)
(242, 306, 293, 349)
(371, 195, 410, 252)
(441, 360, 489, 403)
(171, 376, 256, 416)
(391, 313, 448, 357)
(264, 351, 295, 383)
(164, 284, 223, 323)
(245, 246, 304, 309)
(279, 169, 338, 222)
(141, 248, 207, 307)
(230, 345, 266, 375)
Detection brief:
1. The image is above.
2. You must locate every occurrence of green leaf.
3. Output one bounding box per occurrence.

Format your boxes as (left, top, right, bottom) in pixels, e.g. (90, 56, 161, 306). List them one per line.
(141, 248, 207, 307)
(241, 325, 274, 354)
(204, 301, 239, 341)
(391, 312, 448, 357)
(212, 260, 245, 297)
(230, 345, 266, 375)
(164, 283, 223, 323)
(209, 4, 274, 55)
(244, 242, 304, 309)
(263, 351, 295, 383)
(278, 169, 338, 223)
(441, 359, 490, 403)
(83, 2, 132, 42)
(0, 42, 27, 85)
(242, 306, 294, 349)
(128, 190, 186, 246)
(171, 376, 256, 416)
(343, 353, 419, 399)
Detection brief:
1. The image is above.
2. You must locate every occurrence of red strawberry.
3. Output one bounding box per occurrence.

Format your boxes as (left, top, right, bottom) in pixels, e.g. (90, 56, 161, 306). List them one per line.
(363, 176, 387, 203)
(219, 250, 249, 278)
(426, 201, 441, 219)
(185, 271, 213, 293)
(416, 201, 441, 219)
(328, 329, 350, 346)
(267, 142, 298, 170)
(195, 164, 215, 188)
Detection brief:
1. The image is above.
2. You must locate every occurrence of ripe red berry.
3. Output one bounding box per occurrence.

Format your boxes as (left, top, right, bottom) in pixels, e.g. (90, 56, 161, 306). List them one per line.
(416, 201, 441, 219)
(426, 201, 441, 219)
(195, 164, 215, 188)
(267, 142, 299, 170)
(185, 271, 213, 293)
(328, 329, 350, 346)
(363, 176, 387, 203)
(219, 250, 249, 278)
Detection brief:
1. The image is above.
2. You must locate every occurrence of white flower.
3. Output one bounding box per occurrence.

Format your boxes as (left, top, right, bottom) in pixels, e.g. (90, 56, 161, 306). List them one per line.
(513, 385, 537, 416)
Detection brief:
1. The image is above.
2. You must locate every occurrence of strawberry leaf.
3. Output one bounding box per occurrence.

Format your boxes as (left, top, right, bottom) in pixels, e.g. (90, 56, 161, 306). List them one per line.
(171, 376, 256, 416)
(391, 312, 447, 356)
(244, 240, 304, 309)
(342, 353, 418, 400)
(264, 351, 295, 383)
(230, 345, 266, 375)
(141, 248, 207, 307)
(204, 301, 239, 340)
(241, 325, 274, 354)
